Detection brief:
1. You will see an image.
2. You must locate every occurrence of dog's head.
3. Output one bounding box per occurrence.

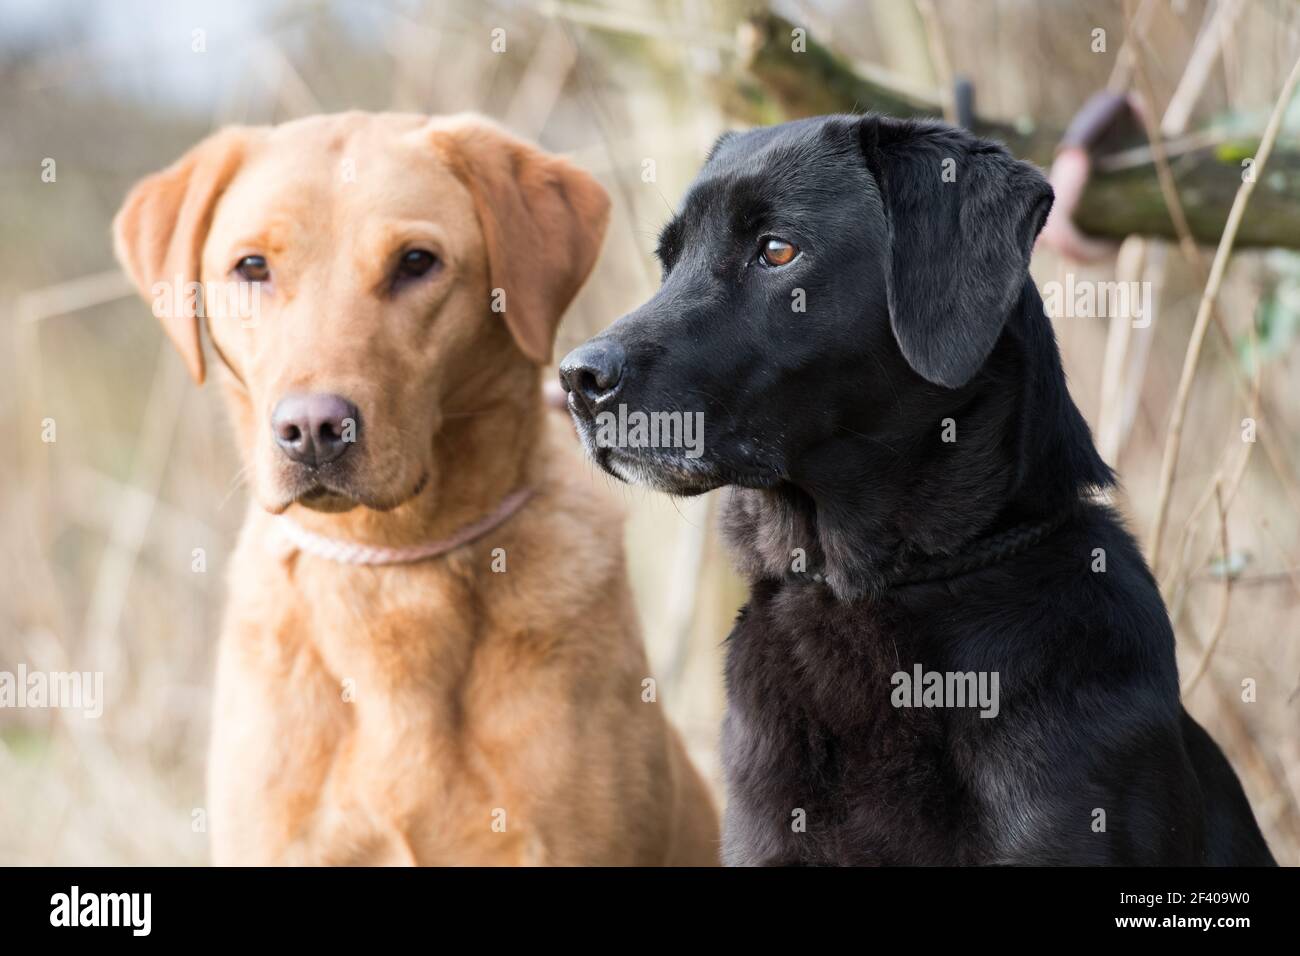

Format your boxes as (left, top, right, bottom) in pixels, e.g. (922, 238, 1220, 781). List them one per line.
(559, 114, 1053, 497)
(115, 113, 608, 515)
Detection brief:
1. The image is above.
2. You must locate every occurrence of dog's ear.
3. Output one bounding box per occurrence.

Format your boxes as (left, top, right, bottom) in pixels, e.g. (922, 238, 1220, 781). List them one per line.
(113, 127, 252, 385)
(434, 116, 611, 365)
(860, 116, 1053, 389)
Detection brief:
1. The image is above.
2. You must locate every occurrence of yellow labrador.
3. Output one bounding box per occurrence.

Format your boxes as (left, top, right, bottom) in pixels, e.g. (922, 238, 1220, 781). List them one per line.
(113, 112, 719, 865)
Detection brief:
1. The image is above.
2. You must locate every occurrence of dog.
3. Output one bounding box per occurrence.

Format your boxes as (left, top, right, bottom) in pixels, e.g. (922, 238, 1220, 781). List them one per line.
(559, 114, 1275, 865)
(113, 112, 719, 865)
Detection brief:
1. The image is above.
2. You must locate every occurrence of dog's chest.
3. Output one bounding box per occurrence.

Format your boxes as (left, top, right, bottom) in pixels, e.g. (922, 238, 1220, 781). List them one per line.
(213, 560, 546, 865)
(721, 584, 978, 865)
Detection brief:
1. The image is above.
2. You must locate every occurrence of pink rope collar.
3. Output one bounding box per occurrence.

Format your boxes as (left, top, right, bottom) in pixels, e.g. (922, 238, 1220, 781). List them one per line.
(272, 488, 534, 566)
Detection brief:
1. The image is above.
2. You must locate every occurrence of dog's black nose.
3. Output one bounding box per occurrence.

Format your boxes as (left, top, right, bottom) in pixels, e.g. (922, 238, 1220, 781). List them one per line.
(558, 340, 626, 414)
(271, 393, 359, 467)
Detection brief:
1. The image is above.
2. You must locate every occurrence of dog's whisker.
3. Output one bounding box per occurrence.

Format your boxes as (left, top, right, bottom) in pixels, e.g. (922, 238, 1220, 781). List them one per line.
(831, 423, 899, 455)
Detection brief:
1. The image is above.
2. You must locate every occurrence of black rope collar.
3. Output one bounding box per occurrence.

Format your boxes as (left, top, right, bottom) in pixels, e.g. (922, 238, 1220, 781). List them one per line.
(788, 506, 1076, 592)
(884, 507, 1075, 587)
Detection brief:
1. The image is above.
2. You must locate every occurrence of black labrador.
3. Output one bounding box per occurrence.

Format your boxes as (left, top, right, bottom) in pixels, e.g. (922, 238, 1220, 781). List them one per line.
(559, 114, 1274, 866)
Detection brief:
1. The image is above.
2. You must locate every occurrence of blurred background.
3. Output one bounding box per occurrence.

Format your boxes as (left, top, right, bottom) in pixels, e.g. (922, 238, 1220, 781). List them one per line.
(2, 0, 1298, 865)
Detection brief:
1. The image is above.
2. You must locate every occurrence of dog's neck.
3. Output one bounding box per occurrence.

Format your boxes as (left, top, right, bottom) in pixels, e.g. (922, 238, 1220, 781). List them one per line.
(722, 282, 1113, 601)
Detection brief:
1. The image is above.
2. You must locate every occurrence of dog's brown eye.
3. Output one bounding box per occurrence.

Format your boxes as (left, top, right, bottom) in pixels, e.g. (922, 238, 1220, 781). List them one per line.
(235, 255, 269, 282)
(397, 249, 438, 280)
(760, 237, 798, 267)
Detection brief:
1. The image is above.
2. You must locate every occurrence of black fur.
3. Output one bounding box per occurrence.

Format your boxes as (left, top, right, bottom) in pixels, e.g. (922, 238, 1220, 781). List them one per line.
(559, 114, 1275, 866)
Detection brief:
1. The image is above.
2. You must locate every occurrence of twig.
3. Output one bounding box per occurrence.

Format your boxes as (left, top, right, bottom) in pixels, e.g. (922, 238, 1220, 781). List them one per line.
(80, 344, 190, 683)
(1181, 482, 1232, 697)
(1093, 128, 1223, 172)
(1146, 52, 1300, 569)
(1107, 0, 1159, 92)
(503, 19, 577, 139)
(913, 0, 956, 123)
(1162, 437, 1249, 599)
(1129, 48, 1203, 269)
(1129, 39, 1300, 537)
(1096, 236, 1147, 464)
(539, 0, 730, 47)
(1254, 515, 1300, 600)
(256, 37, 322, 117)
(16, 270, 133, 323)
(1177, 610, 1300, 849)
(1162, 0, 1246, 137)
(1194, 568, 1300, 586)
(1161, 290, 1262, 598)
(663, 496, 714, 691)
